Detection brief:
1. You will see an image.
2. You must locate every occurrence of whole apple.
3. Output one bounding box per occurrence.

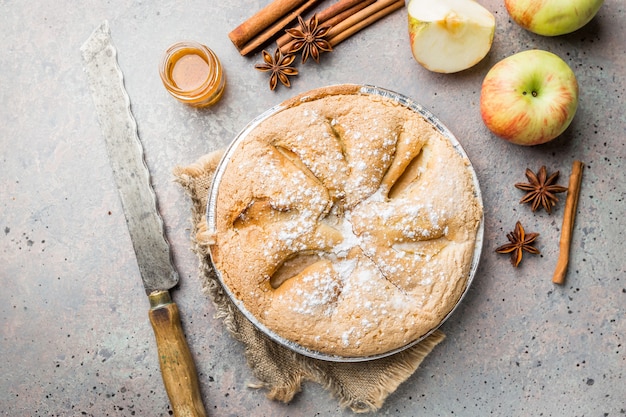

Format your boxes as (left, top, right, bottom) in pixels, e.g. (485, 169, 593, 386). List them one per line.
(505, 0, 604, 36)
(480, 50, 578, 146)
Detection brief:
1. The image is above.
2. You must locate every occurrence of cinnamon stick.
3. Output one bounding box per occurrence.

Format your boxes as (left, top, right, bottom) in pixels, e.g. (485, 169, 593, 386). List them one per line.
(229, 0, 321, 56)
(552, 160, 584, 285)
(325, 0, 404, 42)
(322, 0, 378, 29)
(328, 0, 404, 47)
(276, 0, 375, 49)
(229, 0, 308, 49)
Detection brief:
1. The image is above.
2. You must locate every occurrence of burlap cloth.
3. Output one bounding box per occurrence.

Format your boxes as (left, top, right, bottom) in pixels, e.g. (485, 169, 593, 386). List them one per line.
(174, 150, 446, 414)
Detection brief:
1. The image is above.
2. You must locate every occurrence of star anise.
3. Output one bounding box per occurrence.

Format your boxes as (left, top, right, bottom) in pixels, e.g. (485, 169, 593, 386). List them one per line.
(285, 14, 333, 64)
(495, 221, 540, 267)
(515, 166, 568, 213)
(254, 48, 298, 91)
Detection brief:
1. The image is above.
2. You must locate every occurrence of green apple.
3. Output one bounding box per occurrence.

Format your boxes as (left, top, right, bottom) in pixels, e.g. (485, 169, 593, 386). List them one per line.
(480, 50, 579, 146)
(505, 0, 604, 36)
(408, 0, 495, 73)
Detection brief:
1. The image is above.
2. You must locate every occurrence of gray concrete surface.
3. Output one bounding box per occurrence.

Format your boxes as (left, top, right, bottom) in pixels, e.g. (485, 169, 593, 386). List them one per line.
(1, 1, 624, 416)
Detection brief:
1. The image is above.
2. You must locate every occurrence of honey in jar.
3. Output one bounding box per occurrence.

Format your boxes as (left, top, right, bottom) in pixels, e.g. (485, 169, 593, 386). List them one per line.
(159, 41, 225, 107)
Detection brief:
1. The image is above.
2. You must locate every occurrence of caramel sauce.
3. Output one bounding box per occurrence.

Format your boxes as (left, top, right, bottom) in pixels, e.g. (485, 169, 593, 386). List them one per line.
(171, 53, 210, 91)
(159, 41, 225, 107)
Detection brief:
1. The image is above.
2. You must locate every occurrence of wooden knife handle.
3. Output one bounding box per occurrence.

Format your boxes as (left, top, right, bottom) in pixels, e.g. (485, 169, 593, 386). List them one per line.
(148, 290, 207, 417)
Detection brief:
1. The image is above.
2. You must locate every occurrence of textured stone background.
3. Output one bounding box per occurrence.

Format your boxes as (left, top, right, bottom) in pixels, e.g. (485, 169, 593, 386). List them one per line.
(1, 1, 624, 416)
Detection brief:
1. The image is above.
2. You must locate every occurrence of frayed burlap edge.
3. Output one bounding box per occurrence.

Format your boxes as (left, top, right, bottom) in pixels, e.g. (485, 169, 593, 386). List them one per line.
(174, 150, 445, 413)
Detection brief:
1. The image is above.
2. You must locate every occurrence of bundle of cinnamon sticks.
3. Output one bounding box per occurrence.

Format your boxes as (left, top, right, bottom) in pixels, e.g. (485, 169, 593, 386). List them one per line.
(228, 0, 405, 57)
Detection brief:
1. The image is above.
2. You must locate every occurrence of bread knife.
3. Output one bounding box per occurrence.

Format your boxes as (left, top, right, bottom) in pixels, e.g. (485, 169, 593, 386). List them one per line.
(81, 21, 207, 417)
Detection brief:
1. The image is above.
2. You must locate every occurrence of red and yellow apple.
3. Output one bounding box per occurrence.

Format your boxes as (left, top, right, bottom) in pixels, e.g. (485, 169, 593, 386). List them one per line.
(408, 0, 495, 73)
(505, 0, 604, 36)
(480, 50, 579, 146)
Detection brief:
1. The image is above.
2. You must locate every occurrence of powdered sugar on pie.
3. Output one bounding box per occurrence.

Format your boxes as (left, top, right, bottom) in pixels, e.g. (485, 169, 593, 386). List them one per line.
(209, 86, 482, 357)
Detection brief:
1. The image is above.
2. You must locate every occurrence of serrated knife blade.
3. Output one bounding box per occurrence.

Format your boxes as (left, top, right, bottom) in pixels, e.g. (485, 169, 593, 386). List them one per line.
(81, 21, 206, 417)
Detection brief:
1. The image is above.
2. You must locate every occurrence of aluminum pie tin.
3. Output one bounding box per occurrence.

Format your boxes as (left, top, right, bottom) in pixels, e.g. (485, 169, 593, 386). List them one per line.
(206, 84, 484, 362)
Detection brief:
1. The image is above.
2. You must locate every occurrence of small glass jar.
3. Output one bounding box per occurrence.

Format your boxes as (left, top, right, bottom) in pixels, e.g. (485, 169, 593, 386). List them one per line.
(159, 41, 225, 108)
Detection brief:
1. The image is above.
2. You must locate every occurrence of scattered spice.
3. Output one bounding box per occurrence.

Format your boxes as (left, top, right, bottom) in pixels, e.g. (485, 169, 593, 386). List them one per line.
(286, 14, 333, 63)
(552, 160, 584, 285)
(515, 166, 568, 213)
(254, 48, 298, 90)
(235, 0, 403, 88)
(495, 221, 540, 267)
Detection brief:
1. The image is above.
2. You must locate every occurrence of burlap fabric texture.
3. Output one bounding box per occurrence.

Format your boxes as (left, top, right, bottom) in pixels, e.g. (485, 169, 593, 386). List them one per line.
(174, 150, 446, 413)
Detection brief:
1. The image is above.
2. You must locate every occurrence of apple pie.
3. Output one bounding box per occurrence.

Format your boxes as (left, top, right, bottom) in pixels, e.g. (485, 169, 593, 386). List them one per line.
(208, 85, 483, 358)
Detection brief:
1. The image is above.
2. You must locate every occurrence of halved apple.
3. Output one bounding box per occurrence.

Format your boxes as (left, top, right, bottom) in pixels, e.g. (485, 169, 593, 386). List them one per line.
(408, 0, 495, 73)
